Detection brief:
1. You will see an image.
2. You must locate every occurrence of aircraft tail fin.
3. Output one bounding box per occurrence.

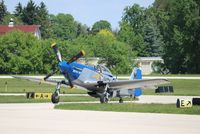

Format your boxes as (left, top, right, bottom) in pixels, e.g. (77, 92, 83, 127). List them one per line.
(129, 67, 142, 97)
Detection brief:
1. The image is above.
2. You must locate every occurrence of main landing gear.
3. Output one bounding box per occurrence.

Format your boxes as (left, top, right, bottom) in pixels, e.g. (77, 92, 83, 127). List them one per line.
(51, 82, 61, 104)
(100, 92, 109, 103)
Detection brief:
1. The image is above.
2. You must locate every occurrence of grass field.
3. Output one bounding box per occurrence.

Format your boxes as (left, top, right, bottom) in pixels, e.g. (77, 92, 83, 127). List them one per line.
(1, 78, 200, 96)
(143, 79, 200, 96)
(55, 103, 200, 115)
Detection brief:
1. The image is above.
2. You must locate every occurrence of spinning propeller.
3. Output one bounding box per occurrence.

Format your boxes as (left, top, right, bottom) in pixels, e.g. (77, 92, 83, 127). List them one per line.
(43, 43, 85, 88)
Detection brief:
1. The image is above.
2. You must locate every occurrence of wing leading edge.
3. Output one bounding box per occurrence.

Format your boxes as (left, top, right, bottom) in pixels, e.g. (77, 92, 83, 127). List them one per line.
(12, 76, 69, 87)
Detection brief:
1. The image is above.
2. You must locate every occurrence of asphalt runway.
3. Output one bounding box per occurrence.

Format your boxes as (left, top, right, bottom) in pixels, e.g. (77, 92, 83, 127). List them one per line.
(0, 103, 200, 134)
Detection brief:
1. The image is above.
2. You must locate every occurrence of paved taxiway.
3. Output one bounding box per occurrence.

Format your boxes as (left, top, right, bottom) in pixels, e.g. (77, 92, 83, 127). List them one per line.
(0, 103, 199, 134)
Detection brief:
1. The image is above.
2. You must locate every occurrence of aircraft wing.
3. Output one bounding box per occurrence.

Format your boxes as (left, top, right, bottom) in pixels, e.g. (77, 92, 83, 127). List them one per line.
(13, 76, 86, 90)
(12, 76, 69, 87)
(103, 79, 170, 90)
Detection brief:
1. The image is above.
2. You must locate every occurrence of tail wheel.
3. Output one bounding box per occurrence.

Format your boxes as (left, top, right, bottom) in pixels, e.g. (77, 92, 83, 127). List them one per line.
(51, 92, 59, 104)
(119, 98, 123, 103)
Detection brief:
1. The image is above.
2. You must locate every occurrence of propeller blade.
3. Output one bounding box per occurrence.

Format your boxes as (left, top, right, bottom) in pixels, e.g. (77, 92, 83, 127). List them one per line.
(44, 69, 58, 81)
(68, 50, 85, 63)
(51, 43, 62, 62)
(65, 72, 74, 88)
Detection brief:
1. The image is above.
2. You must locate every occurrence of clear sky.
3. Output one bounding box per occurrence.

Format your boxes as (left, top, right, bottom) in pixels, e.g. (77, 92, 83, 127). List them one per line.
(4, 0, 155, 29)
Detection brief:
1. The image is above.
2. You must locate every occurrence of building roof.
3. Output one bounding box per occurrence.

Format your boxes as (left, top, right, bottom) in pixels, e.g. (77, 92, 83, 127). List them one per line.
(0, 25, 40, 35)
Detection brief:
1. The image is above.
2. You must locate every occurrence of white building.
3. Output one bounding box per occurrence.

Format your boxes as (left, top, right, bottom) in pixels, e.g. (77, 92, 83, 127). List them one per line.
(135, 57, 163, 75)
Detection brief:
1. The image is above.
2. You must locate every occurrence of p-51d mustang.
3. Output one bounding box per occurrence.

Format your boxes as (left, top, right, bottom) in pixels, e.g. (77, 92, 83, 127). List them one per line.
(14, 43, 169, 104)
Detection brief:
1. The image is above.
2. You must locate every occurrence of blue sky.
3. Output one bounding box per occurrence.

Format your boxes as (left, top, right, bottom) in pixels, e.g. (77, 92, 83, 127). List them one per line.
(4, 0, 155, 29)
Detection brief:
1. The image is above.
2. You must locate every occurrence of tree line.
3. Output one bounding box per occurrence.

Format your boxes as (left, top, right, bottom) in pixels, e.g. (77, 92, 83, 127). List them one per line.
(0, 0, 199, 74)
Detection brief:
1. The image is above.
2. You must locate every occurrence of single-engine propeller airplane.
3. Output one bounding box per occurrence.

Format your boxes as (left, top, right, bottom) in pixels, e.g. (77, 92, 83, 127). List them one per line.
(14, 43, 169, 104)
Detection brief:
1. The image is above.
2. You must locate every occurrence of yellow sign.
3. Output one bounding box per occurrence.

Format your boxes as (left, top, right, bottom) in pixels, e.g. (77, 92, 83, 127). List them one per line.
(177, 99, 192, 108)
(34, 93, 52, 99)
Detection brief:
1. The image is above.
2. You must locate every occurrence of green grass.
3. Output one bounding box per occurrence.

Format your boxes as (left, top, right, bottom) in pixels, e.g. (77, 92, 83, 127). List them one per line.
(55, 103, 200, 115)
(143, 79, 200, 96)
(1, 78, 200, 96)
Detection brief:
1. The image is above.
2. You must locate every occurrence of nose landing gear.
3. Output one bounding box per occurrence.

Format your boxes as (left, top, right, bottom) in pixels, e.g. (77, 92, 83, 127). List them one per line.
(100, 92, 109, 103)
(51, 82, 61, 104)
(51, 92, 59, 104)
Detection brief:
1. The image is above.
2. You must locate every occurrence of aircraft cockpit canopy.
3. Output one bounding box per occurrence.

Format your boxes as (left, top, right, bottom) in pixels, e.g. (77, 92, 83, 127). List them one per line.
(95, 64, 112, 75)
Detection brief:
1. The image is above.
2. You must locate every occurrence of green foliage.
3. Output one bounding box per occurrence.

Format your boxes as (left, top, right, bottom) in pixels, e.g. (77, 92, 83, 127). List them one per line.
(68, 30, 135, 74)
(49, 13, 79, 40)
(1, 13, 22, 25)
(93, 32, 134, 74)
(143, 23, 164, 57)
(13, 0, 50, 38)
(0, 0, 7, 22)
(122, 4, 145, 34)
(91, 20, 112, 34)
(158, 0, 200, 73)
(22, 0, 38, 25)
(0, 29, 134, 74)
(119, 4, 164, 57)
(0, 30, 42, 74)
(14, 2, 23, 19)
(119, 1, 200, 74)
(143, 8, 164, 57)
(76, 23, 89, 37)
(36, 2, 49, 38)
(1, 0, 200, 74)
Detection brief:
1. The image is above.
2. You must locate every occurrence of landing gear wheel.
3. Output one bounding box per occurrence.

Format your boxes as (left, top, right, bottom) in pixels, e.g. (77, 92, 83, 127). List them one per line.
(119, 98, 123, 103)
(100, 96, 108, 103)
(51, 92, 60, 104)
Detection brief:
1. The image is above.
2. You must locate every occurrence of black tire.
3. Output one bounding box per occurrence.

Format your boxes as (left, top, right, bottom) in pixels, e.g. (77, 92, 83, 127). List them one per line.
(119, 98, 123, 103)
(100, 96, 108, 103)
(51, 92, 59, 104)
